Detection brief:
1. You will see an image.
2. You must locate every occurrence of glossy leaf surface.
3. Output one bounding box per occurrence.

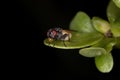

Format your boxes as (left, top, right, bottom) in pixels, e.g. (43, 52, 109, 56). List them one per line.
(79, 47, 106, 57)
(115, 37, 120, 48)
(113, 0, 120, 8)
(93, 38, 116, 53)
(111, 19, 120, 37)
(92, 17, 111, 34)
(70, 11, 96, 33)
(95, 53, 114, 73)
(107, 0, 120, 23)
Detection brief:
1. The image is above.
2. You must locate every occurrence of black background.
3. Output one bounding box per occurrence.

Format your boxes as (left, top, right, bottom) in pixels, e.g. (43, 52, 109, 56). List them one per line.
(15, 0, 120, 79)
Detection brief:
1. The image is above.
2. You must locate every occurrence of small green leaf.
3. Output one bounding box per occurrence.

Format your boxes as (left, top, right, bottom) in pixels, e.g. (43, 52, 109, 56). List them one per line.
(95, 53, 114, 73)
(92, 17, 111, 34)
(69, 11, 96, 33)
(93, 38, 116, 53)
(79, 47, 106, 57)
(111, 20, 120, 37)
(113, 0, 120, 8)
(115, 37, 120, 48)
(44, 32, 103, 49)
(107, 0, 120, 23)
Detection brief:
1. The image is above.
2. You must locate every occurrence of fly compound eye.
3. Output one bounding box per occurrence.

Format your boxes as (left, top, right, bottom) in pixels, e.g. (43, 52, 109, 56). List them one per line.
(47, 28, 57, 38)
(50, 30, 57, 38)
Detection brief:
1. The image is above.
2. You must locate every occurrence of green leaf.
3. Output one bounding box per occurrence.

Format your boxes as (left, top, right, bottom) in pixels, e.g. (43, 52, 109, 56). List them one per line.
(69, 11, 96, 33)
(44, 32, 103, 49)
(92, 17, 111, 34)
(113, 0, 120, 8)
(107, 0, 120, 37)
(93, 38, 116, 53)
(79, 38, 116, 57)
(107, 0, 120, 23)
(115, 37, 120, 48)
(95, 53, 114, 73)
(79, 47, 106, 57)
(111, 19, 120, 37)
